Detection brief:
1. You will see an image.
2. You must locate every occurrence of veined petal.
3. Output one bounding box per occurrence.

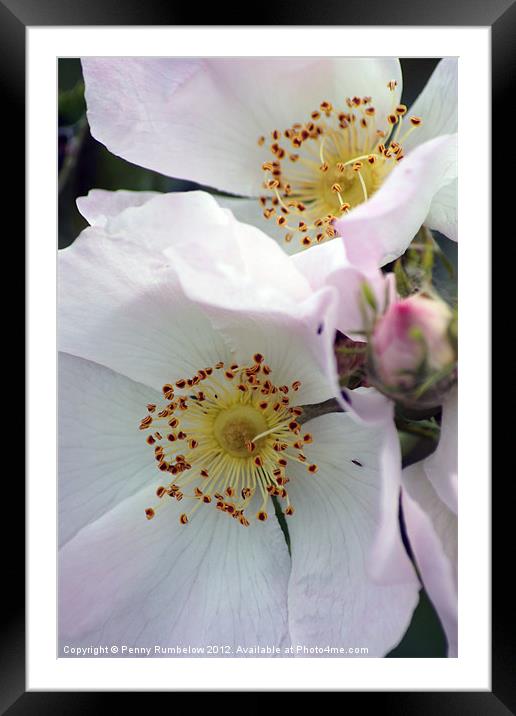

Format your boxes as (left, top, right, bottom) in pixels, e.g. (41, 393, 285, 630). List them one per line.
(426, 177, 458, 242)
(61, 190, 340, 419)
(199, 287, 340, 407)
(424, 389, 458, 514)
(82, 57, 401, 197)
(59, 353, 161, 546)
(334, 134, 458, 267)
(286, 412, 419, 657)
(59, 228, 231, 390)
(403, 58, 458, 153)
(161, 222, 341, 406)
(59, 488, 291, 654)
(402, 462, 458, 656)
(336, 389, 419, 585)
(76, 189, 160, 228)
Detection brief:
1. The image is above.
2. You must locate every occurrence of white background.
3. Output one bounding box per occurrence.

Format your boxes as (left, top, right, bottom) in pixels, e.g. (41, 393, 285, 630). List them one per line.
(27, 26, 490, 691)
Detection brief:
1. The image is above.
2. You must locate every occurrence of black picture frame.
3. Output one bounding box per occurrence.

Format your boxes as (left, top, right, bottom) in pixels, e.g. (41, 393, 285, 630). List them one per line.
(6, 0, 504, 709)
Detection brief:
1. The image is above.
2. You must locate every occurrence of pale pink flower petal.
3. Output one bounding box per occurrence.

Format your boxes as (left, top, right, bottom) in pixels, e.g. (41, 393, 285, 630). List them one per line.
(286, 412, 419, 657)
(426, 178, 458, 242)
(76, 188, 160, 228)
(82, 57, 402, 197)
(403, 58, 458, 153)
(292, 238, 395, 339)
(59, 353, 161, 547)
(60, 191, 338, 406)
(402, 461, 458, 656)
(334, 133, 458, 267)
(59, 487, 291, 654)
(424, 389, 458, 514)
(216, 195, 296, 253)
(59, 230, 231, 391)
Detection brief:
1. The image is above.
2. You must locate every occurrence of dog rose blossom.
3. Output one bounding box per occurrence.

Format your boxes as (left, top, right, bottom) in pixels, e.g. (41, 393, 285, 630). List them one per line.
(58, 190, 419, 656)
(81, 57, 457, 263)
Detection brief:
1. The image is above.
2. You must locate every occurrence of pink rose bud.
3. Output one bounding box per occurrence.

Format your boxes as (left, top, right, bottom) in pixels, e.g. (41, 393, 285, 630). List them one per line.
(369, 294, 457, 406)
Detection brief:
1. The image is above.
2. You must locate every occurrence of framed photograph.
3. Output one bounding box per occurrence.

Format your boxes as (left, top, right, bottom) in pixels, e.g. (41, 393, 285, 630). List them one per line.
(5, 0, 504, 707)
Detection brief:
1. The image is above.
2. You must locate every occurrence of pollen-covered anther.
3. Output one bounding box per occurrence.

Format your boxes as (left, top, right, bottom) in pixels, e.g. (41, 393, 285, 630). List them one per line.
(162, 382, 175, 395)
(258, 84, 424, 246)
(140, 354, 314, 527)
(139, 416, 152, 430)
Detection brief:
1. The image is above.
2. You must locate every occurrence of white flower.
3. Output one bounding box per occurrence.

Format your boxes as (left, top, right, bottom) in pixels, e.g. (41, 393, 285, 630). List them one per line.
(81, 57, 457, 263)
(58, 190, 419, 656)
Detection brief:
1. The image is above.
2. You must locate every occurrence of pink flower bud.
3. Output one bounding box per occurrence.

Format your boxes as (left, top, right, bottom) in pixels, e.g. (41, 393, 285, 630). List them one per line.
(369, 294, 456, 405)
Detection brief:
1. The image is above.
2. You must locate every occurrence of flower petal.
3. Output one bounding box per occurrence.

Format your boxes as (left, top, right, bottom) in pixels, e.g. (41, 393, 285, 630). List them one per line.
(402, 462, 458, 656)
(216, 195, 298, 254)
(59, 489, 291, 654)
(198, 288, 340, 407)
(286, 412, 419, 657)
(403, 58, 458, 153)
(61, 190, 340, 409)
(292, 239, 396, 338)
(160, 202, 312, 312)
(59, 353, 161, 546)
(94, 190, 303, 299)
(334, 134, 458, 266)
(143, 196, 341, 407)
(59, 226, 230, 390)
(426, 177, 458, 242)
(82, 57, 401, 196)
(76, 188, 160, 228)
(102, 190, 234, 252)
(424, 388, 458, 514)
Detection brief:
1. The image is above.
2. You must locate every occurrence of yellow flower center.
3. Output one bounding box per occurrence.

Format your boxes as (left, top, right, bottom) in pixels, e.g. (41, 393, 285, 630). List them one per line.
(213, 405, 268, 457)
(258, 81, 422, 248)
(139, 354, 317, 527)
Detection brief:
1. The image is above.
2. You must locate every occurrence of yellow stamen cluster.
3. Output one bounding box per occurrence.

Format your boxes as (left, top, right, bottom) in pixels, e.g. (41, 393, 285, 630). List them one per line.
(258, 81, 422, 248)
(139, 354, 317, 526)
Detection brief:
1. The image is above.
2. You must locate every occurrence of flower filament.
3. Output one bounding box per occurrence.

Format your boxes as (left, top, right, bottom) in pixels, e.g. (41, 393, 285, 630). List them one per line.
(258, 81, 423, 248)
(139, 355, 317, 526)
